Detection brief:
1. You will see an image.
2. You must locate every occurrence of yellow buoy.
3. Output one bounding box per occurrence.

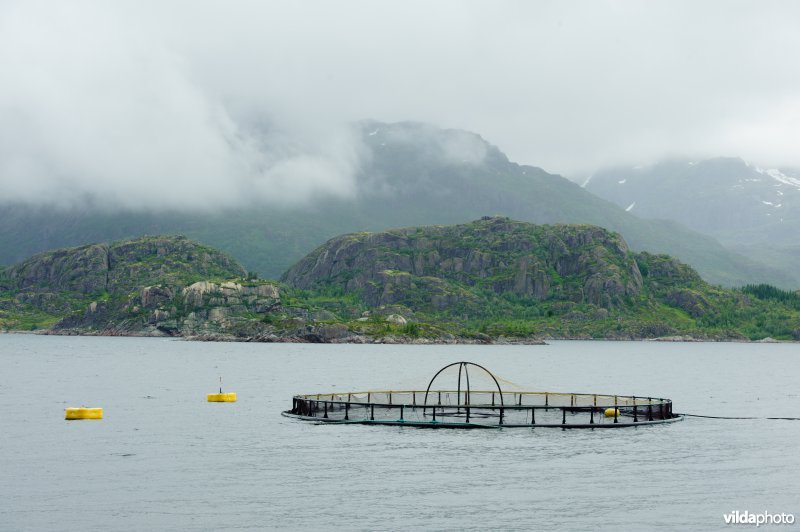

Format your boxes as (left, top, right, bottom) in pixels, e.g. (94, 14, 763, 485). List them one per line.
(65, 407, 103, 420)
(604, 407, 621, 418)
(209, 376, 236, 402)
(207, 392, 237, 402)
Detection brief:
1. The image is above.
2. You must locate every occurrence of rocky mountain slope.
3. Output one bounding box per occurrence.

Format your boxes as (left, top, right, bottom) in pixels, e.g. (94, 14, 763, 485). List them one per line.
(2, 221, 798, 342)
(283, 217, 800, 340)
(0, 236, 273, 336)
(585, 157, 800, 286)
(284, 217, 644, 311)
(0, 122, 790, 288)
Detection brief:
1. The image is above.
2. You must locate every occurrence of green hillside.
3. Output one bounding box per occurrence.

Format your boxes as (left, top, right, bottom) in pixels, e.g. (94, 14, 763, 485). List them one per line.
(1, 222, 798, 341)
(282, 217, 800, 341)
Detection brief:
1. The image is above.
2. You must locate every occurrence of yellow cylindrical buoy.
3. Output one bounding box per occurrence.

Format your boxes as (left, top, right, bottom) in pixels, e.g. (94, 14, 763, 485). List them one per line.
(65, 407, 103, 420)
(604, 407, 621, 418)
(207, 392, 237, 402)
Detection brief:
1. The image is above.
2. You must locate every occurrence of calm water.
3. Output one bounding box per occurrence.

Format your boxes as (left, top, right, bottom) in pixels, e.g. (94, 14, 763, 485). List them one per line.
(0, 335, 798, 531)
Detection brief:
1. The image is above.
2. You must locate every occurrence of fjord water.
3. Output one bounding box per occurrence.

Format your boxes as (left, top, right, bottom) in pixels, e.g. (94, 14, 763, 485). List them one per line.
(1, 335, 798, 531)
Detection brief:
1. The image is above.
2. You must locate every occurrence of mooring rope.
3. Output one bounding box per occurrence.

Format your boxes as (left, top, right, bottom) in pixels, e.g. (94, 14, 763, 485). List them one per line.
(680, 413, 800, 420)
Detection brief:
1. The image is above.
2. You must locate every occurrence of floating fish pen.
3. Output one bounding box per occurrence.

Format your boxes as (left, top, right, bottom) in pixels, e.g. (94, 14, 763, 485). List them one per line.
(283, 362, 682, 428)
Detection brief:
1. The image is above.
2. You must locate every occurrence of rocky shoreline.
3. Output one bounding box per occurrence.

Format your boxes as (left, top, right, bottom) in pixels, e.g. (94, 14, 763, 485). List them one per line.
(9, 328, 795, 344)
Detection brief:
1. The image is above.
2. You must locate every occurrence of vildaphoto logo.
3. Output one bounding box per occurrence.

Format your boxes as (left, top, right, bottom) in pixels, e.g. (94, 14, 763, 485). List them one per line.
(723, 511, 795, 526)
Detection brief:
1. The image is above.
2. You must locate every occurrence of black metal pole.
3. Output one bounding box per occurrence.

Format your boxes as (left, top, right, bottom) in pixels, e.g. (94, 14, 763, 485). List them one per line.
(464, 363, 471, 408)
(457, 362, 463, 412)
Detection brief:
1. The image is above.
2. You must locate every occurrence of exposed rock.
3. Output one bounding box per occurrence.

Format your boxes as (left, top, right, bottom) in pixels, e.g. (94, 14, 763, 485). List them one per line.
(141, 286, 173, 309)
(183, 281, 221, 306)
(183, 281, 280, 308)
(311, 309, 336, 321)
(208, 307, 230, 322)
(665, 289, 710, 317)
(148, 309, 170, 324)
(385, 314, 407, 326)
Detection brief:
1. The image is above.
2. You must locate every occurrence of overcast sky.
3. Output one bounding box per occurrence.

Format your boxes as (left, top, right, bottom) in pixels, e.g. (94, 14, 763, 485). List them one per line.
(1, 1, 799, 209)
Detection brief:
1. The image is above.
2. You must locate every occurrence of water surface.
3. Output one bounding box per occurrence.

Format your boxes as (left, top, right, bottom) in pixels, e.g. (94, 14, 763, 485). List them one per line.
(1, 335, 798, 530)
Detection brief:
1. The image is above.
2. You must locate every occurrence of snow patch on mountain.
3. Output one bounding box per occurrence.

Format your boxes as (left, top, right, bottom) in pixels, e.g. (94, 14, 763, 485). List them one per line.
(625, 201, 635, 212)
(761, 168, 800, 190)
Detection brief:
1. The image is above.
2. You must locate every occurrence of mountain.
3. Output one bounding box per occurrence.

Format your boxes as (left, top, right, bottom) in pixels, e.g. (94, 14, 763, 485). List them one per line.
(585, 157, 800, 286)
(0, 235, 253, 332)
(285, 217, 800, 340)
(2, 222, 799, 341)
(0, 122, 792, 287)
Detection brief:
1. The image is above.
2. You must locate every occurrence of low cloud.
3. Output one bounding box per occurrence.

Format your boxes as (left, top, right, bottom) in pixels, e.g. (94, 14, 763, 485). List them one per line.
(0, 2, 364, 210)
(2, 1, 800, 209)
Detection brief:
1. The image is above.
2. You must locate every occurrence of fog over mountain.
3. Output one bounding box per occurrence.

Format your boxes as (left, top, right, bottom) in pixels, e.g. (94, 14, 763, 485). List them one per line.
(2, 1, 800, 211)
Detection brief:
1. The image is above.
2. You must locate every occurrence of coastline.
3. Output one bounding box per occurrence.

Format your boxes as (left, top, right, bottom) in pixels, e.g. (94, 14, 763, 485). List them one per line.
(4, 329, 795, 344)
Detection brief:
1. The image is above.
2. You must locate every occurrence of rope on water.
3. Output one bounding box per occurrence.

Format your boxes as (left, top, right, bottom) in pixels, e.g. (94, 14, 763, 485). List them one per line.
(680, 413, 800, 421)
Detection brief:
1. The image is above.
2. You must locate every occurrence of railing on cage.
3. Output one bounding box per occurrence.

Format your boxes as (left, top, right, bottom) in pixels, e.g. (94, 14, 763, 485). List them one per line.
(288, 390, 676, 427)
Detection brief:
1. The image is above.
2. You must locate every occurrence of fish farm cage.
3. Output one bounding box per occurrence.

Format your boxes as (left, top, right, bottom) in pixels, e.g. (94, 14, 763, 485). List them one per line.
(283, 362, 682, 429)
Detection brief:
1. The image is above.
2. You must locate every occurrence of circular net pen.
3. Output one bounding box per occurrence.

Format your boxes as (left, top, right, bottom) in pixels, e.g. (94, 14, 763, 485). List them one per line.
(283, 362, 683, 428)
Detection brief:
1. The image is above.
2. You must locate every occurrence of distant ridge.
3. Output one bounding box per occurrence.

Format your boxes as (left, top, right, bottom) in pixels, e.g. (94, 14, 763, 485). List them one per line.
(0, 122, 793, 287)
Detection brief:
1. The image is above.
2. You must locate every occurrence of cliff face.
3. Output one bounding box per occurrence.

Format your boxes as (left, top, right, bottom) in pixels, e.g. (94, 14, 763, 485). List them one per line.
(283, 217, 643, 311)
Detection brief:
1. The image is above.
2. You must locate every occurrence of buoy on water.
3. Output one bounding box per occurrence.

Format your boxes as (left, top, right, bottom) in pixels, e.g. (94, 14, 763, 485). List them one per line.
(604, 407, 621, 418)
(208, 376, 236, 402)
(208, 392, 237, 402)
(65, 407, 103, 420)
